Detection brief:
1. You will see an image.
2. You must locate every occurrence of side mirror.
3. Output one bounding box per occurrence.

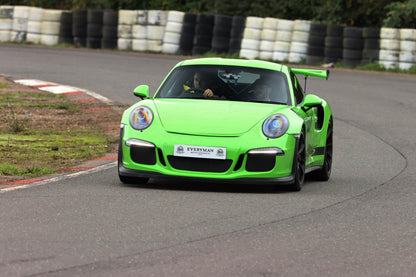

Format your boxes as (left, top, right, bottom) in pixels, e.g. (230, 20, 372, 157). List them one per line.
(303, 94, 322, 109)
(133, 85, 149, 99)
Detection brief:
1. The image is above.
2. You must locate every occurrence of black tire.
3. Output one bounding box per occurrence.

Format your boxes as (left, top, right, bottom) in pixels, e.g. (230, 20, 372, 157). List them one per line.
(307, 45, 325, 56)
(288, 129, 305, 191)
(362, 49, 379, 59)
(102, 26, 117, 39)
(87, 9, 103, 24)
(308, 35, 325, 47)
(326, 24, 343, 37)
(87, 37, 101, 48)
(192, 46, 210, 55)
(197, 14, 214, 25)
(60, 11, 72, 25)
(362, 27, 380, 39)
(363, 38, 380, 50)
(343, 37, 364, 49)
(232, 16, 246, 28)
(58, 36, 73, 45)
(343, 58, 361, 67)
(311, 118, 333, 181)
(325, 47, 343, 59)
(101, 39, 117, 49)
(343, 26, 362, 38)
(343, 48, 362, 59)
(87, 23, 102, 38)
(325, 36, 343, 48)
(183, 13, 197, 23)
(306, 55, 324, 65)
(103, 10, 118, 26)
(59, 25, 72, 38)
(310, 23, 327, 35)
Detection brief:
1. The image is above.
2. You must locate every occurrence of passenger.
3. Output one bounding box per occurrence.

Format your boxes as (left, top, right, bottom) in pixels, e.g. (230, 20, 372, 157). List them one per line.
(251, 79, 271, 101)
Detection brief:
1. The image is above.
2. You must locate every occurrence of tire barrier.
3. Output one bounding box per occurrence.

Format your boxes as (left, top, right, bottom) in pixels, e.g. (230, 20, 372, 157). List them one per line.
(306, 23, 326, 65)
(177, 12, 194, 55)
(289, 20, 311, 63)
(101, 10, 118, 49)
(342, 26, 363, 67)
(379, 27, 400, 69)
(87, 9, 103, 49)
(228, 16, 245, 55)
(211, 14, 232, 54)
(72, 9, 87, 47)
(361, 27, 380, 65)
(59, 11, 73, 45)
(26, 7, 43, 44)
(40, 9, 61, 46)
(1, 5, 415, 70)
(193, 14, 214, 55)
(324, 24, 343, 64)
(117, 10, 134, 50)
(273, 19, 294, 62)
(259, 17, 278, 61)
(399, 29, 416, 70)
(146, 10, 167, 53)
(12, 6, 29, 42)
(0, 5, 13, 42)
(240, 16, 263, 59)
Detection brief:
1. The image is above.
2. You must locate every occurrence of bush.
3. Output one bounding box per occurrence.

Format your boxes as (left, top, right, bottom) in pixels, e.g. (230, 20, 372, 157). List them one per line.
(384, 0, 416, 28)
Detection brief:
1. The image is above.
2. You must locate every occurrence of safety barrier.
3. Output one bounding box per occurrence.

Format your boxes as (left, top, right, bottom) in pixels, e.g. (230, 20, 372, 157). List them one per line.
(1, 5, 415, 70)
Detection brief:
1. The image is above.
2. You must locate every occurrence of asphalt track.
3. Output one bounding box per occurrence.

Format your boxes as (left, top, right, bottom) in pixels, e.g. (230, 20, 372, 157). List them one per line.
(0, 44, 415, 276)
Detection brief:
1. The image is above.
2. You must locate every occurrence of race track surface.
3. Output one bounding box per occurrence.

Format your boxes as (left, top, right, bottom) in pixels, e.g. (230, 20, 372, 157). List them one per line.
(0, 44, 415, 276)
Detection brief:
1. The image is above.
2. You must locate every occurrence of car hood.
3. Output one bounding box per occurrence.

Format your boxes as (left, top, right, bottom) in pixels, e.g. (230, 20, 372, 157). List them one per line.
(152, 99, 288, 136)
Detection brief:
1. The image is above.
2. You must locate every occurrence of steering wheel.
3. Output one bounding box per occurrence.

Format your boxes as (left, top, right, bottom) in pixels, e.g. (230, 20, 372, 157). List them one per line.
(184, 87, 206, 98)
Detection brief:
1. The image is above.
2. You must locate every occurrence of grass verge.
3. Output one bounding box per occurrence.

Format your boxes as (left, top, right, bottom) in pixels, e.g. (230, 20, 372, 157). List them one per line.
(0, 76, 125, 184)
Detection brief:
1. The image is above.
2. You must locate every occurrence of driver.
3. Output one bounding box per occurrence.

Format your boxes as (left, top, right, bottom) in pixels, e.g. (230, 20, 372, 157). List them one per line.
(184, 72, 220, 98)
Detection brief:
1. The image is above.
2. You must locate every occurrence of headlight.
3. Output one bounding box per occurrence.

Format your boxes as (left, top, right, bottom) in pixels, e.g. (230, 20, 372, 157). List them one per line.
(262, 114, 289, 138)
(129, 106, 153, 130)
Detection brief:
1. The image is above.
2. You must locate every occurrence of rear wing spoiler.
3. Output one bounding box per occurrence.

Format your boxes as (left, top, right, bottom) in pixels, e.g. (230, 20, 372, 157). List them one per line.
(291, 68, 330, 80)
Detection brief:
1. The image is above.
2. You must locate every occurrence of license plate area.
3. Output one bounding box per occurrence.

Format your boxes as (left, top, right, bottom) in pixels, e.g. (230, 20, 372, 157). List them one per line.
(174, 144, 226, 160)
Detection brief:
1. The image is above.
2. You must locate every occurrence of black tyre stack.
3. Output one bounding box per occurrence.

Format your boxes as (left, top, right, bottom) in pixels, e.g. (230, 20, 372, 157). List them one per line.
(87, 9, 103, 49)
(102, 10, 118, 49)
(229, 16, 245, 55)
(192, 14, 214, 55)
(59, 11, 73, 44)
(306, 23, 327, 65)
(361, 27, 380, 65)
(211, 15, 232, 54)
(72, 9, 87, 47)
(324, 24, 343, 64)
(342, 26, 364, 67)
(179, 13, 196, 55)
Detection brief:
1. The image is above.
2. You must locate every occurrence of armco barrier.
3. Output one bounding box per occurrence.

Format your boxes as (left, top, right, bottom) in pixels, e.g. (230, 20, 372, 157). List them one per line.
(1, 5, 415, 70)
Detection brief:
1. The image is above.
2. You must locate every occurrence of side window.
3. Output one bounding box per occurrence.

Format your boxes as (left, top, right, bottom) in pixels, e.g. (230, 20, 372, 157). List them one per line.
(290, 71, 304, 105)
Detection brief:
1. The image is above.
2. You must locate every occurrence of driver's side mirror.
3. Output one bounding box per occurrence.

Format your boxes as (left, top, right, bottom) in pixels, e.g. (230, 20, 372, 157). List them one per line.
(302, 94, 322, 109)
(133, 85, 149, 99)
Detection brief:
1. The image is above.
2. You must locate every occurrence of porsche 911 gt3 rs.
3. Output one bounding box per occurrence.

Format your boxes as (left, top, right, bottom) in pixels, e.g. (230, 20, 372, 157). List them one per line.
(118, 58, 332, 191)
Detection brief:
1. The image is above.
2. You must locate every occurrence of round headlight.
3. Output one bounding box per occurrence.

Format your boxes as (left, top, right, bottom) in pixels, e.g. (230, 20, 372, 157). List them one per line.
(262, 114, 289, 138)
(130, 106, 153, 130)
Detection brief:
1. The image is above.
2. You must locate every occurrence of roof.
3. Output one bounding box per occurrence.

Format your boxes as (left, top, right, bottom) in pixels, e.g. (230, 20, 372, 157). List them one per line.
(176, 58, 288, 72)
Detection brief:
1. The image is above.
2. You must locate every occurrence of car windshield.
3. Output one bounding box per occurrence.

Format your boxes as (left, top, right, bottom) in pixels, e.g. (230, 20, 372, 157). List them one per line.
(155, 65, 291, 105)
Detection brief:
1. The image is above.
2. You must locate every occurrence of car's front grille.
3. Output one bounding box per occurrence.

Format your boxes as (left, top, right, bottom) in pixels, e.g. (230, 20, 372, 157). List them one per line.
(245, 153, 276, 172)
(167, 156, 232, 173)
(130, 145, 156, 165)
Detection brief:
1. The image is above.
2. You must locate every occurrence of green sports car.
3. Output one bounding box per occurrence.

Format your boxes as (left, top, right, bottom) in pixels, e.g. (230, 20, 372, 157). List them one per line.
(118, 58, 333, 191)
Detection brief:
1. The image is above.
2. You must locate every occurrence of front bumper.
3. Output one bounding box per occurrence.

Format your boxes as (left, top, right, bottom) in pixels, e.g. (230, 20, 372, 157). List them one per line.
(119, 126, 298, 184)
